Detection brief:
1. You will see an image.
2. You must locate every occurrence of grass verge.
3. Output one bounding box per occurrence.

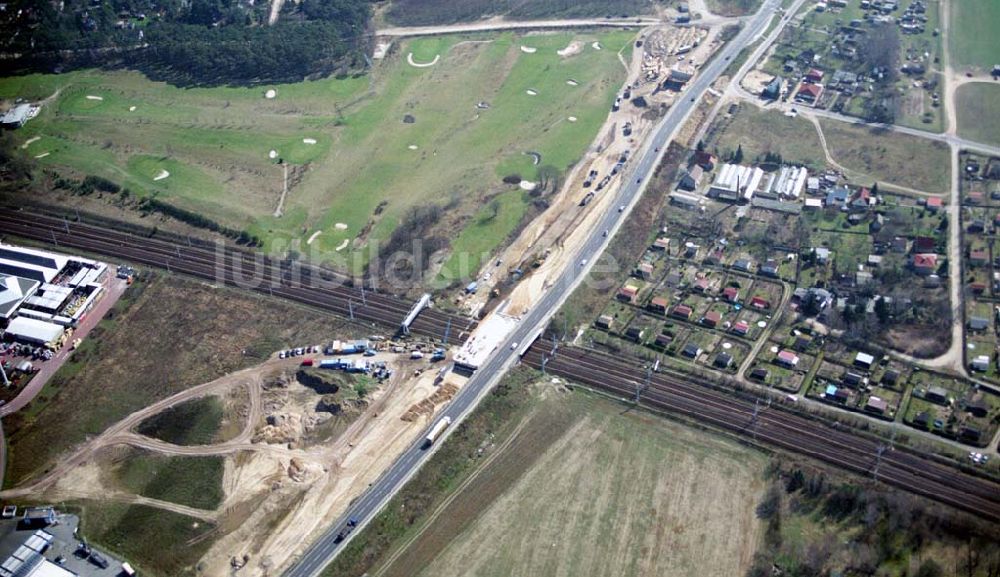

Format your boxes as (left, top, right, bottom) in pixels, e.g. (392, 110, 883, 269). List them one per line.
(111, 451, 225, 510)
(135, 396, 224, 446)
(71, 501, 217, 577)
(956, 83, 1000, 148)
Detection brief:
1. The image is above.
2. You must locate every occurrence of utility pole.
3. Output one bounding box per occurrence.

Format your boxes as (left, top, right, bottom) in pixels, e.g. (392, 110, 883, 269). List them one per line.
(360, 284, 367, 307)
(873, 427, 897, 481)
(749, 398, 763, 441)
(50, 230, 58, 246)
(348, 299, 355, 321)
(443, 319, 451, 347)
(541, 355, 549, 375)
(0, 362, 9, 387)
(63, 218, 70, 233)
(635, 366, 651, 404)
(551, 334, 558, 357)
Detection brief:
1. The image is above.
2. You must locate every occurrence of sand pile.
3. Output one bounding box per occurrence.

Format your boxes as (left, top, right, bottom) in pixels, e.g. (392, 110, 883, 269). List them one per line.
(401, 383, 458, 421)
(153, 169, 170, 181)
(557, 41, 583, 57)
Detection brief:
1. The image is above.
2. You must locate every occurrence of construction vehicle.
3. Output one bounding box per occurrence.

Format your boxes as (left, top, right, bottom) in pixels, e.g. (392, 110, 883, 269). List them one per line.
(430, 349, 446, 362)
(579, 192, 595, 206)
(423, 416, 452, 447)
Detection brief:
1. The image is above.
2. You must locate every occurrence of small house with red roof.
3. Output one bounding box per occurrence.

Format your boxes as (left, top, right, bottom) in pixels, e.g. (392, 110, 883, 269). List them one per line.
(617, 284, 639, 304)
(722, 286, 739, 302)
(671, 304, 693, 320)
(732, 320, 750, 336)
(970, 248, 989, 267)
(795, 83, 823, 105)
(925, 196, 942, 211)
(750, 296, 770, 310)
(913, 236, 936, 253)
(805, 68, 824, 83)
(702, 310, 722, 328)
(776, 350, 800, 368)
(649, 296, 669, 314)
(911, 253, 938, 275)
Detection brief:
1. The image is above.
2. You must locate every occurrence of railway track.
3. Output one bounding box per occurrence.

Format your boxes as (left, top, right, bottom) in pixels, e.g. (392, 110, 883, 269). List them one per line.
(0, 210, 476, 342)
(522, 345, 1000, 523)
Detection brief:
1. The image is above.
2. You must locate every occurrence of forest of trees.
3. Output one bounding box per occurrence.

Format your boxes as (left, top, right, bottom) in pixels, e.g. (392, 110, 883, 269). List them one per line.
(385, 0, 653, 27)
(0, 0, 373, 86)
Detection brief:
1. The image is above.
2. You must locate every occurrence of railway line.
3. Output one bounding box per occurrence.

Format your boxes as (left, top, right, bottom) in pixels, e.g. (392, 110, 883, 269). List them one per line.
(0, 210, 475, 342)
(522, 345, 1000, 523)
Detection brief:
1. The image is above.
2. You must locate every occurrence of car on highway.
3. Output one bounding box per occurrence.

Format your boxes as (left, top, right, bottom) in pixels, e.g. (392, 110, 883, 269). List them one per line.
(580, 258, 588, 266)
(278, 351, 287, 359)
(618, 205, 626, 212)
(603, 229, 609, 237)
(510, 342, 518, 350)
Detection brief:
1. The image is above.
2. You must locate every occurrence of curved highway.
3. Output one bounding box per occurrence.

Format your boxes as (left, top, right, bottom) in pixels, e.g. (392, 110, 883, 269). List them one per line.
(283, 2, 783, 575)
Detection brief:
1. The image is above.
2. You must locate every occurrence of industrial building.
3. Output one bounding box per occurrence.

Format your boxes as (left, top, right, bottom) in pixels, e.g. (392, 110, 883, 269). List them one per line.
(0, 244, 108, 349)
(756, 166, 809, 200)
(709, 163, 764, 202)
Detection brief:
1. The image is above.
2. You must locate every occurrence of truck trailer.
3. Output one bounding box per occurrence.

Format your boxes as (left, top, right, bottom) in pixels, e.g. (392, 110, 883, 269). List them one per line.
(423, 416, 452, 447)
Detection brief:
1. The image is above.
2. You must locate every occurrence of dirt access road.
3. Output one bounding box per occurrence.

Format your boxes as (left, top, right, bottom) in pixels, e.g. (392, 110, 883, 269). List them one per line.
(2, 348, 469, 577)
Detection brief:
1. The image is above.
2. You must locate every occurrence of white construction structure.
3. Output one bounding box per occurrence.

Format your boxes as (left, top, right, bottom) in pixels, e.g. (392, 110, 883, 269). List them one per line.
(709, 163, 764, 202)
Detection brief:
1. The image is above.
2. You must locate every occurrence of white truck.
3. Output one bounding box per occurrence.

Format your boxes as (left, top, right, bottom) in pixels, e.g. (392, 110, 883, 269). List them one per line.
(423, 416, 452, 447)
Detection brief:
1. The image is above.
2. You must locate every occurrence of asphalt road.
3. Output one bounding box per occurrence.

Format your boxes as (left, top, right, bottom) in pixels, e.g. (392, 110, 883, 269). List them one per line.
(283, 4, 782, 576)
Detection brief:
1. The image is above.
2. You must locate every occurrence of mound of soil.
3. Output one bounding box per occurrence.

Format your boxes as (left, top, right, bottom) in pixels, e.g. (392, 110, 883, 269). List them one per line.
(403, 114, 416, 124)
(296, 369, 342, 394)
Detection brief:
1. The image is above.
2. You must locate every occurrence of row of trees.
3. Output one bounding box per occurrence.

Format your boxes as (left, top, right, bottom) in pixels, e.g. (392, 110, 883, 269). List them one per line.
(0, 0, 373, 86)
(749, 462, 1000, 577)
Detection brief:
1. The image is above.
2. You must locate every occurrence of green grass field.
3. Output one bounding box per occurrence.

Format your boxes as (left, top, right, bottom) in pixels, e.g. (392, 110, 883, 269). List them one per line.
(956, 83, 1000, 147)
(5, 30, 633, 273)
(818, 119, 951, 192)
(709, 106, 826, 169)
(948, 0, 1000, 71)
(111, 452, 225, 510)
(135, 396, 225, 446)
(75, 501, 217, 577)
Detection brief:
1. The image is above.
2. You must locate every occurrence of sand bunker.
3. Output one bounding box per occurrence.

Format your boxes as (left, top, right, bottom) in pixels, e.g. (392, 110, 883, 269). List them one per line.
(34, 152, 50, 159)
(153, 169, 170, 181)
(265, 89, 277, 99)
(525, 151, 541, 165)
(519, 180, 537, 191)
(335, 239, 350, 251)
(269, 150, 278, 159)
(591, 42, 602, 50)
(372, 41, 391, 60)
(129, 105, 136, 112)
(526, 89, 538, 96)
(22, 136, 40, 149)
(567, 116, 578, 122)
(307, 231, 322, 245)
(520, 46, 537, 54)
(566, 79, 579, 86)
(334, 222, 348, 230)
(303, 138, 317, 145)
(407, 53, 440, 68)
(557, 41, 584, 57)
(408, 144, 418, 150)
(85, 95, 104, 101)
